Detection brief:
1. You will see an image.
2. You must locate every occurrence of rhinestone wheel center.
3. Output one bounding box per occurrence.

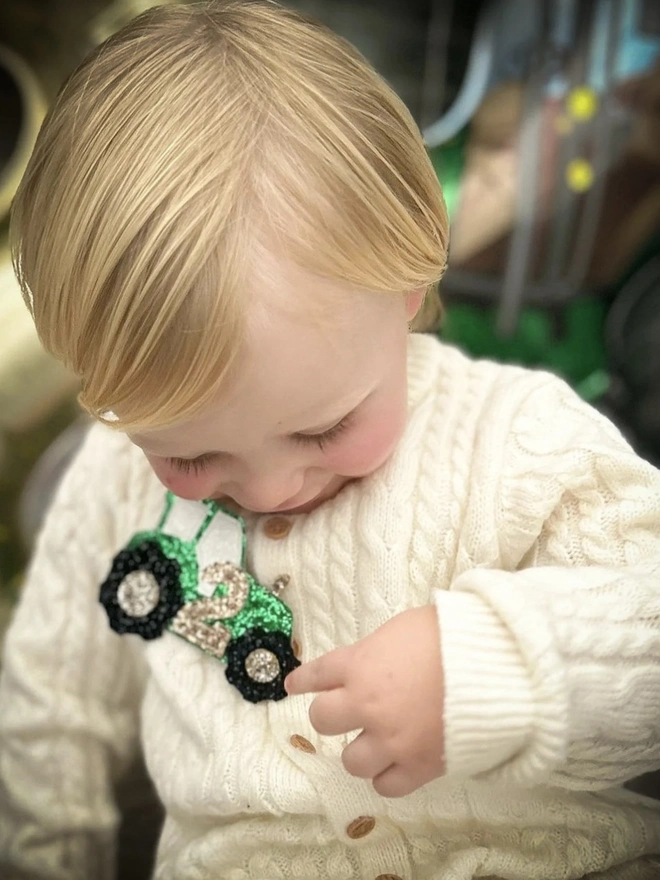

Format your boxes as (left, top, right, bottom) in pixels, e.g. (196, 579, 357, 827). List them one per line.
(245, 648, 280, 683)
(117, 570, 161, 618)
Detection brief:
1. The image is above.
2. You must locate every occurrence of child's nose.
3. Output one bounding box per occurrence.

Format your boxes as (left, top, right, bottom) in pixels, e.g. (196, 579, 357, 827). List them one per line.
(225, 469, 306, 513)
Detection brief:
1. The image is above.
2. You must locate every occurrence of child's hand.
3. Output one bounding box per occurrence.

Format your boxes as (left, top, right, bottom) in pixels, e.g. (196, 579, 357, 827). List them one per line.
(285, 605, 444, 798)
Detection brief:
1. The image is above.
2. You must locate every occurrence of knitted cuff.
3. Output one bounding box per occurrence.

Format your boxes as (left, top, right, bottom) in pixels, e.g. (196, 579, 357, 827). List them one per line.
(434, 589, 533, 779)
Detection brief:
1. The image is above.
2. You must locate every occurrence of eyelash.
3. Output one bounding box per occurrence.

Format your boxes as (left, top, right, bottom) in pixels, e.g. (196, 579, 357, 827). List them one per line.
(166, 453, 217, 475)
(167, 415, 353, 473)
(293, 415, 352, 451)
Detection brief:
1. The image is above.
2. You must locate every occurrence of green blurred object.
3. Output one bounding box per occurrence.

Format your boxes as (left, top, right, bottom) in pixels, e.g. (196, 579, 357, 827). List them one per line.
(441, 297, 609, 401)
(432, 132, 610, 402)
(429, 131, 466, 221)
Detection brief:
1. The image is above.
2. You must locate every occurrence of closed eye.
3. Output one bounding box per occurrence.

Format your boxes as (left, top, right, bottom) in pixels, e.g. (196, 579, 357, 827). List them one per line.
(166, 453, 217, 475)
(166, 410, 356, 469)
(292, 414, 352, 451)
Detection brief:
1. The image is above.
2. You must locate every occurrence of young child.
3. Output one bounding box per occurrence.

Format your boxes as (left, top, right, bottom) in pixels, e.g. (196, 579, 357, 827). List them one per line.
(2, 2, 660, 878)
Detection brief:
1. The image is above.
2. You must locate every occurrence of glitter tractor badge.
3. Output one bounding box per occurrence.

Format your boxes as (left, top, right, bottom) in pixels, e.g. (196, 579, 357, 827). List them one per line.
(99, 493, 300, 702)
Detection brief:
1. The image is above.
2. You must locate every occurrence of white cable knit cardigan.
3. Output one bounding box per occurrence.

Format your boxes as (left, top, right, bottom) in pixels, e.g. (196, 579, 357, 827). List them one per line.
(2, 334, 660, 880)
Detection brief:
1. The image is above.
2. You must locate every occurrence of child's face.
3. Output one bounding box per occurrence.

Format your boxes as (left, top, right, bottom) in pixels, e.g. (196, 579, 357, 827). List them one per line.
(132, 262, 421, 515)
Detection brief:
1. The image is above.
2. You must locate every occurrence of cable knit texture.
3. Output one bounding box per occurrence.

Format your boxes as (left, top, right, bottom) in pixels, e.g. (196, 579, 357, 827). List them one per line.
(1, 334, 660, 880)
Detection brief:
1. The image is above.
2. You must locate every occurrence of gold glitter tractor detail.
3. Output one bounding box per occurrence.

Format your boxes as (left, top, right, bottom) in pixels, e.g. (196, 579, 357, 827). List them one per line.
(200, 562, 250, 616)
(170, 599, 233, 658)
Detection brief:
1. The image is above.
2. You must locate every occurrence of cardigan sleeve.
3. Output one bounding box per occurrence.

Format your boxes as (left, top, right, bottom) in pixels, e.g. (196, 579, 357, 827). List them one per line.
(435, 374, 660, 789)
(0, 425, 148, 880)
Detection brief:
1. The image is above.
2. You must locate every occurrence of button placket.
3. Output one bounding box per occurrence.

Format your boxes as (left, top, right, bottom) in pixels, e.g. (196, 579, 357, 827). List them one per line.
(289, 734, 316, 754)
(346, 816, 376, 839)
(263, 516, 293, 540)
(251, 515, 306, 659)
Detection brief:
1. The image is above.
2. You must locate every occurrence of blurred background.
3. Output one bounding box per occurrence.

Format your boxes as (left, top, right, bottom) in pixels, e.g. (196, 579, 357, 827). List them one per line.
(0, 0, 659, 632)
(1, 2, 659, 868)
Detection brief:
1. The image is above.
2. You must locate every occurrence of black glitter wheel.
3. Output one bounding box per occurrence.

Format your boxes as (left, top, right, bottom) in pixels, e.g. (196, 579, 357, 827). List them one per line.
(99, 540, 183, 640)
(224, 627, 300, 703)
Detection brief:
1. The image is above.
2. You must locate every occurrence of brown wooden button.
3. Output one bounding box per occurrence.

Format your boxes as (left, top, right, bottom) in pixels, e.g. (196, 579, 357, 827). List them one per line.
(346, 816, 376, 839)
(289, 734, 316, 754)
(375, 875, 404, 880)
(291, 637, 302, 659)
(263, 516, 292, 539)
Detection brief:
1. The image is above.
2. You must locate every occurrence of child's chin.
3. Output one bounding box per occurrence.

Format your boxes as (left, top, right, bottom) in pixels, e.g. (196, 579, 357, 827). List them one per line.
(211, 477, 357, 516)
(278, 477, 355, 514)
(274, 498, 323, 515)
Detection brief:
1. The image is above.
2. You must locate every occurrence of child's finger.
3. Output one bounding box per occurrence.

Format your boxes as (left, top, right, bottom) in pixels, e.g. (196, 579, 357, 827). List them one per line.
(284, 646, 348, 695)
(341, 730, 391, 781)
(372, 761, 425, 799)
(308, 688, 360, 736)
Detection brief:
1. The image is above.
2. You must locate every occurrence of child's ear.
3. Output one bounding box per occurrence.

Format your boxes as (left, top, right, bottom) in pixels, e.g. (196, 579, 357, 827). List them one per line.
(405, 288, 426, 321)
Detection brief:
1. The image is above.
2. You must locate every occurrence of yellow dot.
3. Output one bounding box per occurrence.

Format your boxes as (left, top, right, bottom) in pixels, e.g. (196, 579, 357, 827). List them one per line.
(567, 87, 598, 121)
(566, 158, 595, 192)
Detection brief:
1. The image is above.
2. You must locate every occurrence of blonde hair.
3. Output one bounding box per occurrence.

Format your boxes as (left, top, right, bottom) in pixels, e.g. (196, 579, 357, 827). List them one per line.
(11, 0, 449, 431)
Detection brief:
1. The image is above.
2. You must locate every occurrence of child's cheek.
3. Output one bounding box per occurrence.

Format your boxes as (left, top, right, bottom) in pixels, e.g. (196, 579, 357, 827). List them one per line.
(149, 459, 215, 501)
(325, 411, 404, 475)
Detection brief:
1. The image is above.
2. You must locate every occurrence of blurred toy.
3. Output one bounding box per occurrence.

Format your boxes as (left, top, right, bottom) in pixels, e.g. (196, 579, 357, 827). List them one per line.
(443, 61, 660, 296)
(428, 0, 660, 334)
(425, 0, 660, 462)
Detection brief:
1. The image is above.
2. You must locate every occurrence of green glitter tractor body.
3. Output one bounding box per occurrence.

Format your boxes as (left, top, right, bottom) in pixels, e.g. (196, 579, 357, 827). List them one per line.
(99, 492, 300, 702)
